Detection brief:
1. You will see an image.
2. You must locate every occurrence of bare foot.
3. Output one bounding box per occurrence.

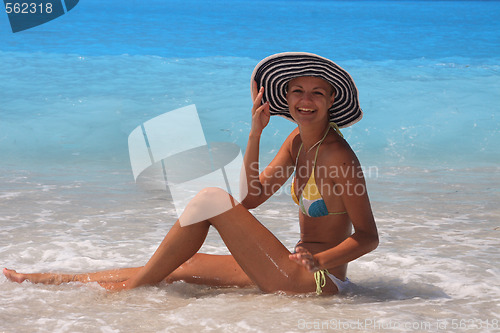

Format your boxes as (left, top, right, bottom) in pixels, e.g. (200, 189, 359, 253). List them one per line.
(3, 268, 27, 283)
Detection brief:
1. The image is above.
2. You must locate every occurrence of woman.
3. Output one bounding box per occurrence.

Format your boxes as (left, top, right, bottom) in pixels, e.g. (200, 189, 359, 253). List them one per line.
(4, 52, 378, 295)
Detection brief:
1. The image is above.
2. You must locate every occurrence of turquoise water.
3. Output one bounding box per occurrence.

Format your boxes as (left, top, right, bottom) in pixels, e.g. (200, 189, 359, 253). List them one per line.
(1, 1, 499, 332)
(1, 1, 499, 168)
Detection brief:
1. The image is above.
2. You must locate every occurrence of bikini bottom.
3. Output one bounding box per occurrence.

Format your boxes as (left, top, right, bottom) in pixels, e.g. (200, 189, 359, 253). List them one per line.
(314, 269, 350, 295)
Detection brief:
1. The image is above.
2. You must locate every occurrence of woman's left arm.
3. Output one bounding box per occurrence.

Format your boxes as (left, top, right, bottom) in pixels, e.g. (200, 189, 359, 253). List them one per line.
(290, 145, 379, 271)
(317, 147, 378, 269)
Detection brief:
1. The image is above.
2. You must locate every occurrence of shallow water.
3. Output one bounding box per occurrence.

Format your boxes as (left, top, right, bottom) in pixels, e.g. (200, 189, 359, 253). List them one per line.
(1, 0, 499, 332)
(1, 164, 498, 332)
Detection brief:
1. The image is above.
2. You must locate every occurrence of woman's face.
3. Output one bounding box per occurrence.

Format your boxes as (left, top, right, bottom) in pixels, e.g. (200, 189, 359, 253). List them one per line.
(286, 76, 335, 125)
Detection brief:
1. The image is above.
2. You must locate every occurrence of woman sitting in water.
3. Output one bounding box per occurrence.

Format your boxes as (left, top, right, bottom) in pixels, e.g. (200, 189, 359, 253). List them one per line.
(4, 52, 378, 295)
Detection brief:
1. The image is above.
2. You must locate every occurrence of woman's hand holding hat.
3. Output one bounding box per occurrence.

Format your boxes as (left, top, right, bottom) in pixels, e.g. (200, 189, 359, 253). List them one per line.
(250, 80, 270, 137)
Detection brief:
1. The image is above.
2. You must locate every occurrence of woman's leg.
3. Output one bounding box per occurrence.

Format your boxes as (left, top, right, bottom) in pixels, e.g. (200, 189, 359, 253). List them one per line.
(5, 187, 336, 294)
(113, 187, 332, 294)
(3, 254, 253, 287)
(167, 254, 254, 287)
(2, 267, 141, 285)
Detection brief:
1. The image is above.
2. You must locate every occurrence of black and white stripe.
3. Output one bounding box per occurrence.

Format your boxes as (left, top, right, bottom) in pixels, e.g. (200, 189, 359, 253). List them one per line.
(251, 52, 363, 128)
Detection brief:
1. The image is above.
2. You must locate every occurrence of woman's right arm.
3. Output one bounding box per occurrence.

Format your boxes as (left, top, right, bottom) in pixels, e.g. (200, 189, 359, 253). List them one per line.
(240, 82, 296, 209)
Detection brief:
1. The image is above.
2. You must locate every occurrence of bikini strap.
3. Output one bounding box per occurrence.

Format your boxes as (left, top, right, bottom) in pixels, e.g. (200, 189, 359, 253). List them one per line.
(312, 124, 333, 167)
(314, 269, 330, 295)
(330, 122, 343, 138)
(294, 143, 303, 167)
(296, 122, 343, 168)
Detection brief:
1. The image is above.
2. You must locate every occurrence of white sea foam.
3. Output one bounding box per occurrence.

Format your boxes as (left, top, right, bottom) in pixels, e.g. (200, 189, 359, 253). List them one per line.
(2, 166, 498, 332)
(0, 191, 21, 199)
(1, 162, 498, 333)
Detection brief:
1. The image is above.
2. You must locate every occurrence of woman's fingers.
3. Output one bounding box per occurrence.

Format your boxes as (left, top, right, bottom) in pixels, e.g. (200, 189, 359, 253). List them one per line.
(289, 253, 313, 270)
(255, 102, 270, 126)
(289, 247, 319, 272)
(253, 101, 269, 118)
(294, 246, 308, 255)
(251, 92, 270, 134)
(250, 82, 270, 134)
(252, 86, 265, 114)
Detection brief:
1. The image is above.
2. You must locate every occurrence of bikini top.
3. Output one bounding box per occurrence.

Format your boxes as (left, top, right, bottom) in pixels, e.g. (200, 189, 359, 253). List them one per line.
(291, 123, 348, 218)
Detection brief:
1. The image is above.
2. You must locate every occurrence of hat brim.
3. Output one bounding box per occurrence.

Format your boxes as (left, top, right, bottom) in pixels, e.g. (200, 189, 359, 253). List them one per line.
(250, 52, 363, 128)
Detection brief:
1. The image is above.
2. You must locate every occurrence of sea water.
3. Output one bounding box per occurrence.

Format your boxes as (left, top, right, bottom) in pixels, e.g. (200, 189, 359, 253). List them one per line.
(0, 1, 499, 332)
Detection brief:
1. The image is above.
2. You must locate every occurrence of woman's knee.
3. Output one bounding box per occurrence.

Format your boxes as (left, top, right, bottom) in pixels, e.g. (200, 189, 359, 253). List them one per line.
(179, 187, 239, 227)
(197, 187, 239, 211)
(196, 187, 230, 200)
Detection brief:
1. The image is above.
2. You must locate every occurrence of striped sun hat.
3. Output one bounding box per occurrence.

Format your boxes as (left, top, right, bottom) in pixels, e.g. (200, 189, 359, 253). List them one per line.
(250, 52, 363, 128)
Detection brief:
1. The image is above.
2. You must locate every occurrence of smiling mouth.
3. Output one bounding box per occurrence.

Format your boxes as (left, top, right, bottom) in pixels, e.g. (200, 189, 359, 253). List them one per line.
(297, 108, 316, 114)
